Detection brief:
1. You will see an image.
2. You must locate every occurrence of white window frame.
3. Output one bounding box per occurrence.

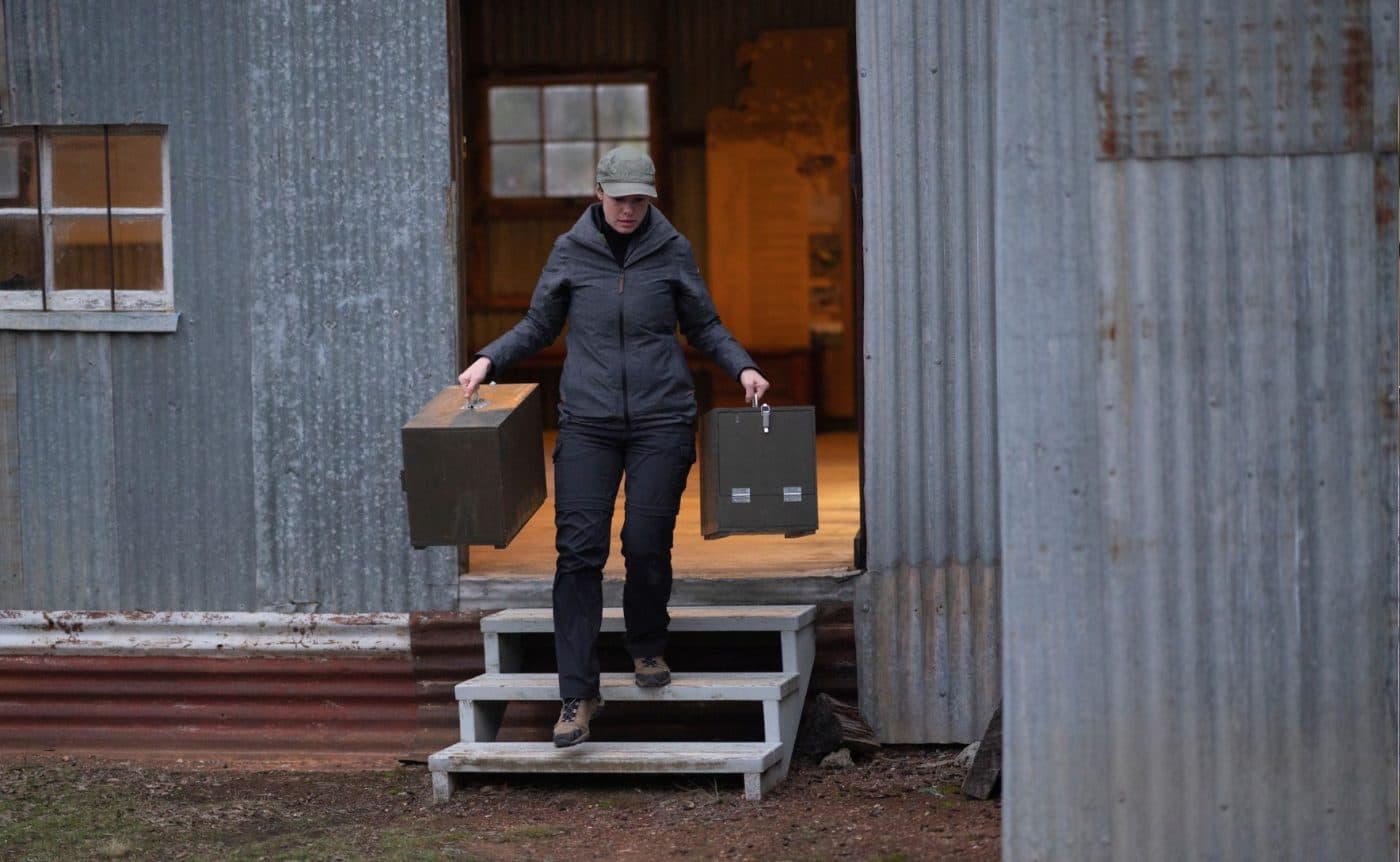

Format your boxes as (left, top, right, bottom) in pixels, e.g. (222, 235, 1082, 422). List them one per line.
(0, 124, 176, 332)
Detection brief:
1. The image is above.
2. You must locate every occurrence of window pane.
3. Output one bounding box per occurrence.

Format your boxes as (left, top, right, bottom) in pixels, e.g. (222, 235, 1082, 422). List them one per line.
(112, 216, 163, 291)
(544, 86, 593, 141)
(489, 87, 540, 142)
(0, 131, 38, 207)
(108, 133, 163, 208)
(0, 215, 42, 291)
(491, 143, 542, 197)
(52, 134, 109, 208)
(597, 140, 649, 161)
(545, 142, 596, 197)
(52, 214, 112, 292)
(596, 84, 648, 138)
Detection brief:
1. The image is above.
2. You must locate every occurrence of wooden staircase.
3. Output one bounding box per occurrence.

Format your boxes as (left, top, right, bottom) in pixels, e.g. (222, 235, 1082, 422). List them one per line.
(429, 604, 817, 801)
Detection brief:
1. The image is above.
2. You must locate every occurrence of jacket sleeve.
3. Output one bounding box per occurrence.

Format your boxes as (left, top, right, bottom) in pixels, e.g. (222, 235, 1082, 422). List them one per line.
(476, 241, 571, 371)
(671, 237, 760, 380)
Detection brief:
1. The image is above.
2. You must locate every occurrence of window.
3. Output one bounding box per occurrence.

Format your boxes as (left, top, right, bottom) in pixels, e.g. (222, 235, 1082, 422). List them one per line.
(487, 81, 651, 199)
(0, 125, 173, 328)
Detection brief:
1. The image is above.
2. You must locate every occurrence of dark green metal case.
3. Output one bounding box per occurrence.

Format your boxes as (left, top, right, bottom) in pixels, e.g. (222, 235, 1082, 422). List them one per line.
(700, 404, 818, 539)
(400, 383, 546, 549)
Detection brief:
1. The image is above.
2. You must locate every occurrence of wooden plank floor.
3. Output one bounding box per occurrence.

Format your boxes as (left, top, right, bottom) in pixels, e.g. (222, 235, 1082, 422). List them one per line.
(469, 431, 860, 579)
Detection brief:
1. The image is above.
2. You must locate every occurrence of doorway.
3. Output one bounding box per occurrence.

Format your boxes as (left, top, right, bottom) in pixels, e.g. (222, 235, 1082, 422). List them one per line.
(451, 0, 863, 581)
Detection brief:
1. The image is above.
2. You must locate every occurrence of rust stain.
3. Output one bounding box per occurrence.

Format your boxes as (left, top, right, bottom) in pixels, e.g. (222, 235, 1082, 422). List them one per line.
(40, 612, 83, 636)
(1377, 161, 1396, 230)
(1098, 26, 1121, 158)
(1378, 390, 1398, 422)
(1341, 25, 1374, 148)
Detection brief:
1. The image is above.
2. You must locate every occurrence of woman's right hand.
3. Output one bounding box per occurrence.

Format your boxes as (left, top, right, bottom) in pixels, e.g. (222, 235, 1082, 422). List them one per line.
(458, 356, 493, 401)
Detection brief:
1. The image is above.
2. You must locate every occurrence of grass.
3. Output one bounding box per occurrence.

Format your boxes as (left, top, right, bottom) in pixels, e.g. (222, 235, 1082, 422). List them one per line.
(0, 765, 491, 862)
(0, 769, 153, 862)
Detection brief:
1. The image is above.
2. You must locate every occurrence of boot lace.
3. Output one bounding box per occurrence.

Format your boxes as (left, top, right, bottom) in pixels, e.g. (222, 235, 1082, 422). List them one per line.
(560, 698, 582, 722)
(640, 657, 661, 668)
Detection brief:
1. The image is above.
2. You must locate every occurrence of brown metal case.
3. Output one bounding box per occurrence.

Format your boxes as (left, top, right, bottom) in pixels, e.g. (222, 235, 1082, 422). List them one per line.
(699, 404, 818, 539)
(400, 383, 546, 548)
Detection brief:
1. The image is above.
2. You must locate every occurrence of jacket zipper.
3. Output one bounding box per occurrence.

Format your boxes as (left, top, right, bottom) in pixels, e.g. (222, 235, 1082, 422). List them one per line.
(617, 272, 629, 425)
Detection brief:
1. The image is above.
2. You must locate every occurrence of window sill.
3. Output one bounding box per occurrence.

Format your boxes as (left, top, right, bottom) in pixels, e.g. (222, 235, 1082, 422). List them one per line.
(0, 311, 180, 333)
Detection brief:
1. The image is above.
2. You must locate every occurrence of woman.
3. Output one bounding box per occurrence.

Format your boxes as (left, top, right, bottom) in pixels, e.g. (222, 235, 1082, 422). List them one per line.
(458, 147, 769, 747)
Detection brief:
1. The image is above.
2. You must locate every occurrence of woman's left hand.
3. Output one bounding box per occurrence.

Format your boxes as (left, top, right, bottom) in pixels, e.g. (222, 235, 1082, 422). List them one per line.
(739, 368, 770, 405)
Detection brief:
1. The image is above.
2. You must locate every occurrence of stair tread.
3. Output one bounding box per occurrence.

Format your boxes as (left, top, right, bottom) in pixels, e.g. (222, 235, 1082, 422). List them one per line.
(429, 741, 783, 774)
(455, 671, 798, 702)
(481, 605, 817, 633)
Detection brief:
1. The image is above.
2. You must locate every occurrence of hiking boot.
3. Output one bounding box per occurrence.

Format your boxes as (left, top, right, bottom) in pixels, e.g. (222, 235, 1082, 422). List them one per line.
(552, 696, 603, 747)
(633, 655, 671, 687)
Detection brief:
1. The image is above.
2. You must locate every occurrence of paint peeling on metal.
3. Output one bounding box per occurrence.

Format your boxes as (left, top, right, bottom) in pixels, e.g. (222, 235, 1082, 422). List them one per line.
(1095, 0, 1398, 159)
(854, 0, 999, 744)
(0, 610, 412, 656)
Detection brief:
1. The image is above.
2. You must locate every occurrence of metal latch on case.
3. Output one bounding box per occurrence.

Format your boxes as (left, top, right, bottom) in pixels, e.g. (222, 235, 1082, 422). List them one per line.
(731, 487, 751, 504)
(750, 396, 771, 434)
(783, 486, 802, 502)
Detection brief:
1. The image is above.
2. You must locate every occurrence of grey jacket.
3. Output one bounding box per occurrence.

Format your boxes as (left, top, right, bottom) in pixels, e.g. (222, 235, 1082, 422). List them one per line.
(478, 204, 757, 426)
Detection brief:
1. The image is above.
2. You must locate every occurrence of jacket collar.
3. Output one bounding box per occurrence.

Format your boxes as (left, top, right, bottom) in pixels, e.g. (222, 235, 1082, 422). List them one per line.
(566, 202, 678, 267)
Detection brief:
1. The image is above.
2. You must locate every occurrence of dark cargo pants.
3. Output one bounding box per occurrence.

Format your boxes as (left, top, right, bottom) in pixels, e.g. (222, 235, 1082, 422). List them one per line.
(551, 419, 696, 700)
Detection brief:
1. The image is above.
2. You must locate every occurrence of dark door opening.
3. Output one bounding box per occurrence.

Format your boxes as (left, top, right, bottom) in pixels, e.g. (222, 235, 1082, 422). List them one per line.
(449, 0, 863, 578)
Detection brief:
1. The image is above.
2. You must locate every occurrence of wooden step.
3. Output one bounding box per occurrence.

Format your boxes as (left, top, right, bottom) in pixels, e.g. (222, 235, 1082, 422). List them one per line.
(430, 740, 782, 775)
(455, 672, 798, 702)
(480, 604, 816, 634)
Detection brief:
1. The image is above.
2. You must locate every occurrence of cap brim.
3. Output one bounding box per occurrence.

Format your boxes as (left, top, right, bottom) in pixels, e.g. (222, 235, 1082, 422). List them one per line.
(599, 181, 657, 198)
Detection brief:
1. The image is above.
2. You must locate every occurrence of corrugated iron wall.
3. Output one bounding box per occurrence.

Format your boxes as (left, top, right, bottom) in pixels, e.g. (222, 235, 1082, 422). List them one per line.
(1, 0, 457, 612)
(997, 1, 1397, 858)
(0, 611, 479, 763)
(853, 0, 1000, 743)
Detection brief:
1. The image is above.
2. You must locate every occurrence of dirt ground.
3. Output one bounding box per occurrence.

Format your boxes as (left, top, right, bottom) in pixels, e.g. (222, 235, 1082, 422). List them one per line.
(0, 746, 999, 861)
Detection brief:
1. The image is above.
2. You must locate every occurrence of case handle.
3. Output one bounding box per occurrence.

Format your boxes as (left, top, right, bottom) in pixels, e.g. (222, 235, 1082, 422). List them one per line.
(462, 380, 495, 411)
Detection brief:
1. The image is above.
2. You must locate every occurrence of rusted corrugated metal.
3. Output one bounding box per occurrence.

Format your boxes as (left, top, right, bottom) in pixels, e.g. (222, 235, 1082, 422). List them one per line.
(2, 0, 457, 612)
(0, 607, 855, 762)
(997, 1, 1397, 858)
(0, 654, 421, 761)
(1095, 0, 1398, 159)
(853, 0, 999, 744)
(0, 611, 421, 762)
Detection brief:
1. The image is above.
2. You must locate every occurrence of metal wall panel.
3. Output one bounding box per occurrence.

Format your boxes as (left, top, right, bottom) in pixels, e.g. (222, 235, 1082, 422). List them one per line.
(854, 564, 999, 742)
(15, 334, 120, 609)
(3, 0, 457, 611)
(0, 0, 9, 123)
(997, 2, 1398, 858)
(854, 0, 999, 743)
(244, 1, 457, 612)
(0, 335, 19, 606)
(0, 610, 481, 765)
(1095, 0, 1398, 159)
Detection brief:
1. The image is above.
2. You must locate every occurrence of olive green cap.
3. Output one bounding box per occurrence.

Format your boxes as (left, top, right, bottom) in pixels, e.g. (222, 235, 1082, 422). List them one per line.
(595, 146, 657, 198)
